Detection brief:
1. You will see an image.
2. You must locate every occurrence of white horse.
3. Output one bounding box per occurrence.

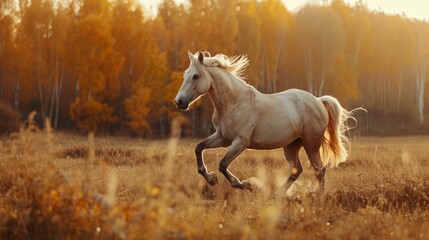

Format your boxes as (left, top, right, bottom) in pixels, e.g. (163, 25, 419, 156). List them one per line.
(175, 51, 356, 194)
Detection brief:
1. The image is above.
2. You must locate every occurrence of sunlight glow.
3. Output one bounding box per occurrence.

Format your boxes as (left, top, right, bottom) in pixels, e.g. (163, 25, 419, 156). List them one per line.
(140, 0, 429, 20)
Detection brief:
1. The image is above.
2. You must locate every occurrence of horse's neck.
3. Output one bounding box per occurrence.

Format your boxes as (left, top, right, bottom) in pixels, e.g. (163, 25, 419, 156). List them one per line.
(208, 69, 250, 116)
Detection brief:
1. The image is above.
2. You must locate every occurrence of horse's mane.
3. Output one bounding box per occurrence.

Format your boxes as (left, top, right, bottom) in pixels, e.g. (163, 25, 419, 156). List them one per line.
(200, 52, 249, 80)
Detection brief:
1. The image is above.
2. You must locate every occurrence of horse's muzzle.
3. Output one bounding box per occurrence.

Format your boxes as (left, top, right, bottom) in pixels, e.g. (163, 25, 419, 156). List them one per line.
(175, 98, 189, 111)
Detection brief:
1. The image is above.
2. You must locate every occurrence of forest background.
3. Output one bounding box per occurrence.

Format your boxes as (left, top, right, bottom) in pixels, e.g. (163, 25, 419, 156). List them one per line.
(1, 0, 429, 137)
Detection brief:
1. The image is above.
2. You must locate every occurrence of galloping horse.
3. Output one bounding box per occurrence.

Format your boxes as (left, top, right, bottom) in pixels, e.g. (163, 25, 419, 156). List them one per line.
(174, 51, 356, 193)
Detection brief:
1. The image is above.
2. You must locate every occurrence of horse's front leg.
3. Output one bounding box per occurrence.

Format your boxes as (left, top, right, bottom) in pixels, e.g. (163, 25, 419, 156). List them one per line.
(219, 139, 252, 190)
(195, 132, 228, 186)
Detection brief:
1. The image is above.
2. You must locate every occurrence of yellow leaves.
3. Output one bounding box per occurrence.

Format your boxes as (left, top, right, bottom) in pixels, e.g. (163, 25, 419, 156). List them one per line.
(122, 39, 169, 136)
(326, 53, 358, 104)
(4, 0, 429, 134)
(9, 209, 18, 220)
(149, 187, 161, 198)
(80, 0, 111, 16)
(163, 71, 185, 118)
(70, 97, 117, 132)
(145, 184, 161, 198)
(72, 14, 116, 80)
(68, 3, 124, 133)
(124, 87, 152, 135)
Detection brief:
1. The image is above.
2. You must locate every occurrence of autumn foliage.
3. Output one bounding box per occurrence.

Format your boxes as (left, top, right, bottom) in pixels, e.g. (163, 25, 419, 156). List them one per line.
(124, 87, 152, 136)
(70, 97, 117, 132)
(0, 0, 429, 136)
(0, 101, 21, 135)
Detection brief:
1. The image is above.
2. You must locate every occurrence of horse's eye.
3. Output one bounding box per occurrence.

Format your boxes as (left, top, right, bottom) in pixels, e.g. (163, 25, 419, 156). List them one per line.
(192, 74, 199, 80)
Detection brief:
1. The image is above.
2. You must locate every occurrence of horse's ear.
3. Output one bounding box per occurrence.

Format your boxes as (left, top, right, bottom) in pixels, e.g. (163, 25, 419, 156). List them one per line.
(188, 50, 194, 61)
(198, 51, 204, 63)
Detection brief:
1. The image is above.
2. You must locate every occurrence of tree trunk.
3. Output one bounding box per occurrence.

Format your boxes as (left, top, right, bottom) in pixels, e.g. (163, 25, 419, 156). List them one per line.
(36, 30, 46, 122)
(353, 41, 361, 65)
(75, 75, 80, 98)
(49, 81, 55, 120)
(160, 111, 165, 137)
(265, 52, 272, 93)
(38, 74, 45, 119)
(54, 71, 64, 129)
(118, 74, 124, 130)
(259, 46, 266, 92)
(14, 80, 19, 111)
(304, 48, 314, 94)
(417, 62, 427, 125)
(0, 24, 4, 100)
(415, 31, 427, 125)
(367, 75, 371, 107)
(318, 65, 326, 97)
(192, 108, 196, 137)
(0, 74, 3, 100)
(49, 50, 60, 122)
(272, 26, 284, 93)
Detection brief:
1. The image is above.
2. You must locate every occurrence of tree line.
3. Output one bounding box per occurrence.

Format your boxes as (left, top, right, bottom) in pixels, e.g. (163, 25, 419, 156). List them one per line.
(0, 0, 428, 136)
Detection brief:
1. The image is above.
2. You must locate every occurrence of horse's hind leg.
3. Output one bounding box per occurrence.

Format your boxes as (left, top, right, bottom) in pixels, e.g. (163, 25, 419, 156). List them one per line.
(195, 132, 228, 186)
(303, 140, 326, 190)
(309, 151, 326, 189)
(218, 139, 252, 190)
(280, 138, 303, 193)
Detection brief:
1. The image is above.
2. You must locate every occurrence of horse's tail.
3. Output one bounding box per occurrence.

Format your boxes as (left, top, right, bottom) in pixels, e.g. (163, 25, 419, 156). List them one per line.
(318, 96, 360, 167)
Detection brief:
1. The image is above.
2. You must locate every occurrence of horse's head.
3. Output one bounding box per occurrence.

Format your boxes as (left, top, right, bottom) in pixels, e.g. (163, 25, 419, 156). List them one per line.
(174, 51, 211, 111)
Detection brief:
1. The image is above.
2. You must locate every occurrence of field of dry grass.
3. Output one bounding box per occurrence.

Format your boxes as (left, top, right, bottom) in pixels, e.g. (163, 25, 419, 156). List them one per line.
(1, 125, 429, 239)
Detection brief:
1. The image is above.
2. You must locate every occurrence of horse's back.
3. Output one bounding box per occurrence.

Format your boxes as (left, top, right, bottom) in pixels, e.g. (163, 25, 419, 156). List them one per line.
(277, 89, 329, 139)
(249, 89, 328, 149)
(248, 89, 303, 148)
(273, 88, 317, 103)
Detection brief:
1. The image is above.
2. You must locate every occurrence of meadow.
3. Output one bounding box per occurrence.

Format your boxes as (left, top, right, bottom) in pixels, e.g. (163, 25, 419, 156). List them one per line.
(1, 124, 429, 239)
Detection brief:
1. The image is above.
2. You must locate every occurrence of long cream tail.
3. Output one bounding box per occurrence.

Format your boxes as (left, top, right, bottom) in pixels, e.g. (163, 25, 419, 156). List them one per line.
(318, 96, 358, 167)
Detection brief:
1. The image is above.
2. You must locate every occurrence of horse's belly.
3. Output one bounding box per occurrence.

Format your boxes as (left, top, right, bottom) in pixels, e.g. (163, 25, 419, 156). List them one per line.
(249, 123, 300, 149)
(248, 101, 302, 149)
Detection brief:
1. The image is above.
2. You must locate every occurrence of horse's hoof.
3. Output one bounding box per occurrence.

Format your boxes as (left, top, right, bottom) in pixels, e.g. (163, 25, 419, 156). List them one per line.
(241, 180, 253, 191)
(201, 184, 216, 200)
(207, 172, 218, 186)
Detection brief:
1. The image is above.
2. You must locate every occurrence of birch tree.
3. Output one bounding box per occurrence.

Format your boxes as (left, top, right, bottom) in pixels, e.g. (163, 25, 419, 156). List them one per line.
(257, 0, 290, 93)
(413, 21, 429, 125)
(295, 5, 345, 96)
(0, 0, 15, 100)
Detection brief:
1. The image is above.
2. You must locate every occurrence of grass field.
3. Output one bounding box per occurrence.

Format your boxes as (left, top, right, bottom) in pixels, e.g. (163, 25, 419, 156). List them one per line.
(1, 126, 429, 239)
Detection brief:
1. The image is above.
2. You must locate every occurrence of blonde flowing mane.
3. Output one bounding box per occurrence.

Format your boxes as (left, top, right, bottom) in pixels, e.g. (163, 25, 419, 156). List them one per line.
(199, 52, 249, 79)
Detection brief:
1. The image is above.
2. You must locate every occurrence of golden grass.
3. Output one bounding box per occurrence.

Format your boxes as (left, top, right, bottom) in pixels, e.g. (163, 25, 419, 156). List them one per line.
(1, 127, 429, 239)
